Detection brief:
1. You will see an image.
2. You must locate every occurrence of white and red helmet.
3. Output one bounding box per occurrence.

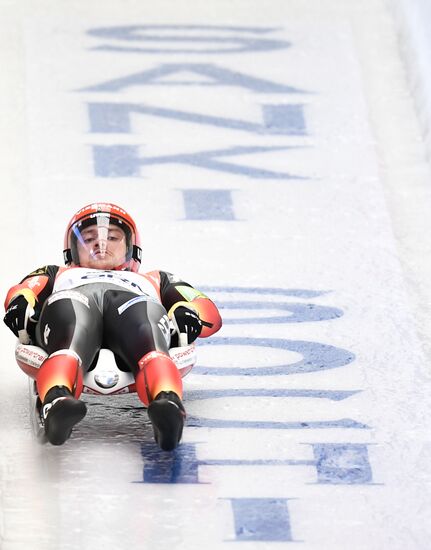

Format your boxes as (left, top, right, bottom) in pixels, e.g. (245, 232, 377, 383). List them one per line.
(63, 202, 142, 272)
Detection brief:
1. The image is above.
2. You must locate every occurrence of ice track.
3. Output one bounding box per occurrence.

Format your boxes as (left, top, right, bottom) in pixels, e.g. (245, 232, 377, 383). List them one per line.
(2, 1, 431, 549)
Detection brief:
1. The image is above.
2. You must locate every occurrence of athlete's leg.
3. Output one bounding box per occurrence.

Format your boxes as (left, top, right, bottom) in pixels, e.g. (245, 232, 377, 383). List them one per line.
(35, 290, 102, 445)
(103, 291, 181, 404)
(104, 291, 185, 450)
(35, 290, 102, 400)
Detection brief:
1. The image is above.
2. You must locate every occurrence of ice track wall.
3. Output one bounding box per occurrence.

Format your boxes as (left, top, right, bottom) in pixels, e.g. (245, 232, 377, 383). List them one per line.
(392, 0, 431, 163)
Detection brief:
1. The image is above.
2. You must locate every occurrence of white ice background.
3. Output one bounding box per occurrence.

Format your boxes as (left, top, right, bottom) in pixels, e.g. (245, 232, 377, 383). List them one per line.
(1, 1, 431, 549)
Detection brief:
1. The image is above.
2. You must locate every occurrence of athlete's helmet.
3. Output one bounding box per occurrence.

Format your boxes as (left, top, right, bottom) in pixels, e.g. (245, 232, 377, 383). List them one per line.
(63, 202, 142, 272)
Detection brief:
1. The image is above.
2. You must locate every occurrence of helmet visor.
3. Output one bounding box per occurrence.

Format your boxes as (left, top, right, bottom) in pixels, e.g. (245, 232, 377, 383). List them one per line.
(69, 213, 133, 270)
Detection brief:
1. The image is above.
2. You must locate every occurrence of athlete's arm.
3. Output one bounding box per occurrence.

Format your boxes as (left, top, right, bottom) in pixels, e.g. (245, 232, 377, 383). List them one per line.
(4, 265, 59, 342)
(159, 271, 222, 339)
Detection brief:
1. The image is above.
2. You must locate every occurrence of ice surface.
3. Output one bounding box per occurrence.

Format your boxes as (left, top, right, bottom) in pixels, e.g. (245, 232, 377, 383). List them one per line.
(1, 1, 431, 549)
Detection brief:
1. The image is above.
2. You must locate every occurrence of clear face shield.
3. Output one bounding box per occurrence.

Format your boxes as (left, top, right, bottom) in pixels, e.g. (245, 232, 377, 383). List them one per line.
(69, 213, 132, 270)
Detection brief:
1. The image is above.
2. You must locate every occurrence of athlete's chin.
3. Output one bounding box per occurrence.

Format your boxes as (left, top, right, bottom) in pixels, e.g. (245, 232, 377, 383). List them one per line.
(86, 259, 118, 270)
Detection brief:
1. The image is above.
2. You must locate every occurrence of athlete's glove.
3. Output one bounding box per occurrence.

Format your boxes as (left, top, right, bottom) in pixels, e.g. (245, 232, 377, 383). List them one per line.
(3, 293, 39, 344)
(169, 304, 203, 347)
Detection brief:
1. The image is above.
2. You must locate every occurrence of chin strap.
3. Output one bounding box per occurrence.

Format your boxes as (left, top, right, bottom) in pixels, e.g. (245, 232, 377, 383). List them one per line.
(63, 248, 73, 265)
(133, 244, 142, 262)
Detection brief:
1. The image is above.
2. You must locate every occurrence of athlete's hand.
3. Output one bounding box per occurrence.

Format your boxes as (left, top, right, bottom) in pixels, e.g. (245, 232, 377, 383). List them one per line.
(3, 294, 38, 344)
(169, 305, 203, 347)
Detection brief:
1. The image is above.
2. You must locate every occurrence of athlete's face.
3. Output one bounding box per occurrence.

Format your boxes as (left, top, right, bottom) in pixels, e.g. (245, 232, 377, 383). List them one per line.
(77, 224, 127, 270)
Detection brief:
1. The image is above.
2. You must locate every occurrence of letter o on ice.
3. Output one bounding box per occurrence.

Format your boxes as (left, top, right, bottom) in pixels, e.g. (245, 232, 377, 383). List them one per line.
(194, 337, 355, 376)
